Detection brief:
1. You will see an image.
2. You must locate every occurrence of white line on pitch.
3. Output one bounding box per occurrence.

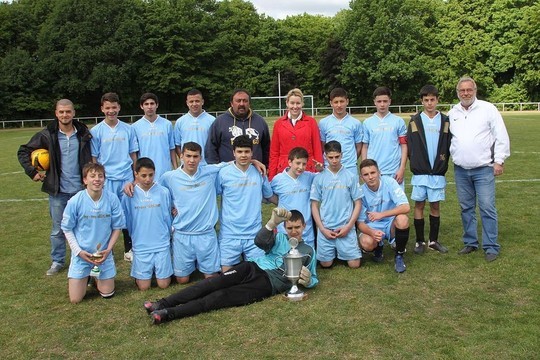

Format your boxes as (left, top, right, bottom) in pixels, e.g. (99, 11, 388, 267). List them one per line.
(0, 171, 24, 176)
(0, 198, 47, 203)
(513, 151, 540, 154)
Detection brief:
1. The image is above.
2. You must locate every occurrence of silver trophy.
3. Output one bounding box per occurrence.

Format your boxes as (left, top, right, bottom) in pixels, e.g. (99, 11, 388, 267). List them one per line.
(282, 237, 309, 301)
(89, 243, 103, 278)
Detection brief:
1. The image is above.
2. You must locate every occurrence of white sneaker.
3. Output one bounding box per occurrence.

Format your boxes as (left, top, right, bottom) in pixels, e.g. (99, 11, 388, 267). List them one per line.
(46, 263, 63, 276)
(124, 250, 133, 262)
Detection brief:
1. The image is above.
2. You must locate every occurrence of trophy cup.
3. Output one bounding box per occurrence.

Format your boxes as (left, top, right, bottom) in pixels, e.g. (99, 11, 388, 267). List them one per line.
(89, 243, 103, 278)
(282, 237, 309, 301)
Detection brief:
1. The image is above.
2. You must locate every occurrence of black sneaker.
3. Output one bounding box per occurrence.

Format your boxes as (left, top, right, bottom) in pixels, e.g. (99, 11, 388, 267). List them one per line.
(151, 309, 169, 325)
(372, 246, 384, 263)
(429, 241, 448, 253)
(414, 241, 426, 255)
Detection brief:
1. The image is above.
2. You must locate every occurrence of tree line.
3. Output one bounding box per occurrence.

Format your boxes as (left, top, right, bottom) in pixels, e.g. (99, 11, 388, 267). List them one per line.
(1, 0, 538, 120)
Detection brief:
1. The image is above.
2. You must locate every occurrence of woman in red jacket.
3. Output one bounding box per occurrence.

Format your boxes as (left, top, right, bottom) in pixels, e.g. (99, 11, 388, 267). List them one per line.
(268, 88, 323, 180)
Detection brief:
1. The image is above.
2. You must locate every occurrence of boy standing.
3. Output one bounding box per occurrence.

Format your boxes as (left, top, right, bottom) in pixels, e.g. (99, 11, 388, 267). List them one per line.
(318, 88, 363, 176)
(407, 85, 451, 254)
(311, 141, 362, 268)
(217, 135, 274, 271)
(174, 89, 215, 165)
(159, 142, 228, 284)
(132, 93, 177, 180)
(362, 87, 407, 187)
(356, 159, 410, 273)
(271, 147, 318, 248)
(121, 158, 173, 290)
(91, 92, 138, 261)
(61, 163, 125, 303)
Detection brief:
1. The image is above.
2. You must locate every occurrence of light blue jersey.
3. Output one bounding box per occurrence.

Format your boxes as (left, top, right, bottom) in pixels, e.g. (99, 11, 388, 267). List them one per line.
(91, 120, 139, 181)
(132, 116, 175, 180)
(358, 176, 409, 230)
(61, 189, 126, 254)
(411, 112, 446, 188)
(160, 163, 228, 233)
(363, 112, 406, 176)
(319, 113, 363, 172)
(310, 166, 361, 229)
(217, 164, 273, 240)
(121, 183, 172, 255)
(271, 169, 316, 247)
(174, 111, 215, 164)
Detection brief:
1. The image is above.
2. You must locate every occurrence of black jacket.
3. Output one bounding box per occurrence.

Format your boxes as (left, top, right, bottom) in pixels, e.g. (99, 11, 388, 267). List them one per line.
(407, 112, 451, 176)
(17, 120, 92, 195)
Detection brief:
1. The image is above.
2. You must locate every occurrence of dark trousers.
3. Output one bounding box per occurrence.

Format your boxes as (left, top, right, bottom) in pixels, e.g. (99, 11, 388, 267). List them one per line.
(161, 261, 273, 320)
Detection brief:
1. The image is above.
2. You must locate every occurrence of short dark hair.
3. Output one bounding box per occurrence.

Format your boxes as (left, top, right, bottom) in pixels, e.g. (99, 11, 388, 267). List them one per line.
(324, 140, 342, 154)
(329, 88, 348, 100)
(359, 158, 379, 171)
(373, 86, 392, 98)
(182, 141, 202, 155)
(286, 209, 305, 225)
(101, 92, 120, 105)
(135, 157, 155, 172)
(140, 93, 159, 106)
(187, 88, 203, 98)
(82, 162, 105, 179)
(419, 85, 439, 98)
(230, 88, 251, 103)
(232, 135, 253, 150)
(288, 147, 309, 161)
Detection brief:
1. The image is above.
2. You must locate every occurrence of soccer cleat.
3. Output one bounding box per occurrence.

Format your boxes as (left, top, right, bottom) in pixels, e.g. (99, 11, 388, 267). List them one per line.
(414, 241, 426, 255)
(428, 241, 448, 253)
(46, 263, 63, 276)
(124, 250, 133, 262)
(372, 246, 384, 263)
(458, 246, 477, 255)
(143, 301, 162, 314)
(394, 254, 406, 273)
(151, 309, 170, 325)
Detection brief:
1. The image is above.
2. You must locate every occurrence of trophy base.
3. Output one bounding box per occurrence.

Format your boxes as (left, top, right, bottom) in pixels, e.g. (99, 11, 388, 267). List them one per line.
(283, 292, 308, 302)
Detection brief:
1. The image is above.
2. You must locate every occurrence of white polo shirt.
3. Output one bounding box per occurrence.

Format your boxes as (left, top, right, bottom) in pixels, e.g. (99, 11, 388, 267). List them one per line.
(449, 99, 510, 169)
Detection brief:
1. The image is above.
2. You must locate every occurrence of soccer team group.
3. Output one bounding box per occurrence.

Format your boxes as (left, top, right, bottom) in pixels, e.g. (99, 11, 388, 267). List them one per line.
(17, 75, 510, 324)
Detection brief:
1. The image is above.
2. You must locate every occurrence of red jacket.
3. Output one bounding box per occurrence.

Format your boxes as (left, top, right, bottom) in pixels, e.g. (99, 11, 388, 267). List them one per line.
(269, 112, 323, 180)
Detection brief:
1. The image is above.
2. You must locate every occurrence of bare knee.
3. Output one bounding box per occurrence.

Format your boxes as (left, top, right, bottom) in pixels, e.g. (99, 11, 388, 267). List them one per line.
(176, 276, 190, 284)
(347, 259, 361, 268)
(394, 214, 409, 229)
(157, 278, 171, 289)
(319, 260, 334, 268)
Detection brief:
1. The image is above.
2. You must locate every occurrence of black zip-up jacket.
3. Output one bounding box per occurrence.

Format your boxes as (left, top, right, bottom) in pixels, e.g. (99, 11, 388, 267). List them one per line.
(17, 120, 92, 196)
(407, 112, 451, 176)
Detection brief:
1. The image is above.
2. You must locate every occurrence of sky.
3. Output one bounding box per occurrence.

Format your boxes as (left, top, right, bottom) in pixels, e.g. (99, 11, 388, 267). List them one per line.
(247, 0, 351, 19)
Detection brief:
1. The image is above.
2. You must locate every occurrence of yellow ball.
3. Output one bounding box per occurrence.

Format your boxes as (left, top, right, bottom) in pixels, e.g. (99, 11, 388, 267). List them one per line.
(31, 149, 50, 171)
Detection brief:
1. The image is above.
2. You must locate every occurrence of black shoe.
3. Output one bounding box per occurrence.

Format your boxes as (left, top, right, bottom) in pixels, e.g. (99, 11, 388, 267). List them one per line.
(458, 246, 477, 255)
(428, 241, 448, 254)
(414, 241, 426, 255)
(372, 246, 384, 263)
(485, 253, 498, 262)
(151, 309, 169, 325)
(143, 301, 162, 314)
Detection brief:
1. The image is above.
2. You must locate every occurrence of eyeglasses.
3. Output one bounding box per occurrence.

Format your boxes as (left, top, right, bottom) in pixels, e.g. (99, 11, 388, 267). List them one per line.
(457, 88, 475, 94)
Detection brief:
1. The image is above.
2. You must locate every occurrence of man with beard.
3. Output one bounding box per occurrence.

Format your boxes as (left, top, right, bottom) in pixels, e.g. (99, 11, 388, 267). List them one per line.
(205, 89, 270, 167)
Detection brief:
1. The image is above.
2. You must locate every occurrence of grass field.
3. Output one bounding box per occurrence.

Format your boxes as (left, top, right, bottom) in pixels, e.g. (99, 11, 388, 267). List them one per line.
(0, 112, 539, 359)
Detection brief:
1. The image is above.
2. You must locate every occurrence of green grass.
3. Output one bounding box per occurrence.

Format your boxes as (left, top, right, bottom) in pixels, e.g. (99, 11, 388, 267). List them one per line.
(0, 112, 539, 359)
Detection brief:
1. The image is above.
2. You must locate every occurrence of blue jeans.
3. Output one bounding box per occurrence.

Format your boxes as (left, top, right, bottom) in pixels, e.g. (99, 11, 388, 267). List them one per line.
(454, 165, 499, 254)
(49, 192, 77, 266)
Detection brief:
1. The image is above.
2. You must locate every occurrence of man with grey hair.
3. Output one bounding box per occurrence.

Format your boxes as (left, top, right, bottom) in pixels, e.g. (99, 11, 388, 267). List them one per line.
(448, 76, 510, 262)
(18, 99, 93, 275)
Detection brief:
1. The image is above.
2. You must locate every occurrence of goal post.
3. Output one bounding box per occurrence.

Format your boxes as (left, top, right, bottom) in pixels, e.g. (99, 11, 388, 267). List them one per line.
(251, 95, 315, 118)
